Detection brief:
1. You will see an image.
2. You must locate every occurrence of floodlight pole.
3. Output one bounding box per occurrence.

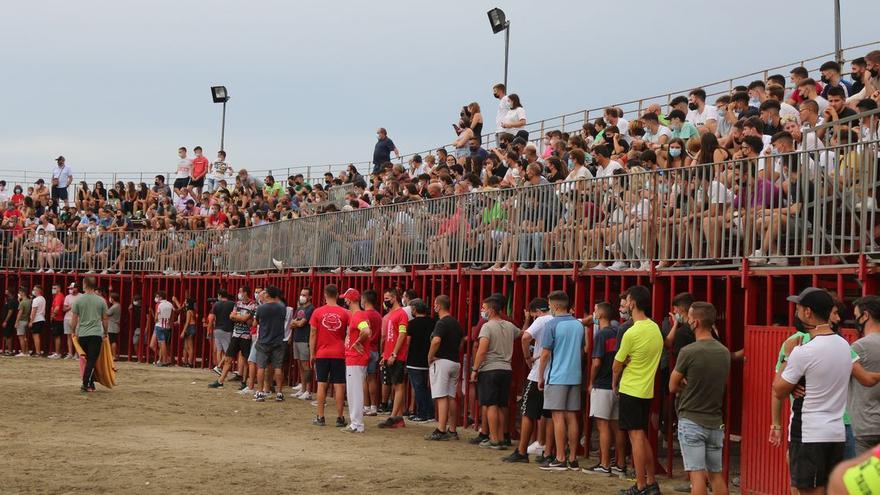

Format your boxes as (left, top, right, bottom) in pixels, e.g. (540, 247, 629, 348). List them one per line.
(833, 0, 842, 63)
(503, 21, 510, 89)
(220, 100, 227, 152)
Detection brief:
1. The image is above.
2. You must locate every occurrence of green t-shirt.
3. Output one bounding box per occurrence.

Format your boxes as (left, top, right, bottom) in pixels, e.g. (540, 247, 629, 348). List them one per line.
(264, 182, 284, 198)
(675, 339, 731, 429)
(17, 298, 31, 322)
(671, 122, 700, 142)
(72, 293, 108, 337)
(776, 330, 858, 425)
(615, 318, 663, 399)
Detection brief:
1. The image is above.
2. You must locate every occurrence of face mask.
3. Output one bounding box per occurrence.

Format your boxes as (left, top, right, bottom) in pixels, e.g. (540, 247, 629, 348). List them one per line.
(869, 68, 879, 78)
(383, 300, 393, 310)
(480, 311, 489, 320)
(298, 296, 307, 305)
(688, 102, 698, 111)
(32, 290, 37, 297)
(469, 146, 479, 152)
(820, 75, 830, 84)
(831, 321, 841, 334)
(671, 124, 682, 132)
(568, 158, 574, 168)
(154, 297, 160, 303)
(254, 291, 260, 300)
(717, 108, 726, 117)
(237, 293, 244, 301)
(584, 152, 593, 163)
(51, 288, 58, 295)
(766, 118, 775, 127)
(674, 313, 684, 323)
(620, 309, 631, 320)
(669, 148, 682, 158)
(133, 300, 140, 306)
(771, 148, 780, 156)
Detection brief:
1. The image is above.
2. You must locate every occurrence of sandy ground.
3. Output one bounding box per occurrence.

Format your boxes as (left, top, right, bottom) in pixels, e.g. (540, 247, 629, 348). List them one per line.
(0, 359, 666, 495)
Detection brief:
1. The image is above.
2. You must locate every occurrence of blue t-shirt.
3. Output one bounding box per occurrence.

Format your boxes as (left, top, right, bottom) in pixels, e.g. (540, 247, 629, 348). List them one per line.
(542, 314, 585, 385)
(373, 138, 396, 167)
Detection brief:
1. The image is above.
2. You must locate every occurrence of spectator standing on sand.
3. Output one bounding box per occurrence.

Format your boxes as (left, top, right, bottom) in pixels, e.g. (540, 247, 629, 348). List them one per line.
(253, 285, 287, 403)
(30, 285, 48, 357)
(15, 288, 31, 357)
(309, 284, 350, 427)
(63, 284, 80, 359)
(341, 288, 372, 433)
(48, 283, 65, 359)
(2, 288, 18, 356)
(377, 288, 410, 429)
(425, 295, 463, 441)
(71, 276, 108, 393)
(405, 299, 434, 423)
(153, 291, 174, 367)
(360, 290, 384, 417)
(291, 287, 315, 401)
(208, 290, 235, 375)
(669, 302, 730, 495)
(106, 292, 122, 360)
(848, 296, 880, 454)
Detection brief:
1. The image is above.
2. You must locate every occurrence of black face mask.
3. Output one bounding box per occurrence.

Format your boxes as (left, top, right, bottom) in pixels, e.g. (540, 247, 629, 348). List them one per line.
(383, 300, 393, 310)
(870, 68, 880, 78)
(154, 181, 160, 186)
(820, 75, 830, 84)
(856, 315, 867, 336)
(688, 102, 699, 111)
(469, 146, 479, 152)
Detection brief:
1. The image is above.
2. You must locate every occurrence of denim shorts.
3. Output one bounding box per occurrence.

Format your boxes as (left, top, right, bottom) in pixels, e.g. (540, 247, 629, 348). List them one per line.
(154, 326, 171, 343)
(366, 351, 380, 374)
(678, 417, 724, 473)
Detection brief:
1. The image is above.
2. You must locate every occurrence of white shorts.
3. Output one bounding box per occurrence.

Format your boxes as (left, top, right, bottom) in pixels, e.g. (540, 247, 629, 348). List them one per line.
(63, 319, 74, 335)
(429, 359, 460, 399)
(589, 388, 619, 420)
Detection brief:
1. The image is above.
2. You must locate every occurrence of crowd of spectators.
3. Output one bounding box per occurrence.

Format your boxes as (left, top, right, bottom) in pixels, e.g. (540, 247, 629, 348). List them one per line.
(3, 51, 880, 274)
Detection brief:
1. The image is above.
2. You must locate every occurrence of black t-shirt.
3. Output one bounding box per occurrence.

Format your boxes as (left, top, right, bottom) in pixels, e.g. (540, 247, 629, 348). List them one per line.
(431, 315, 463, 363)
(373, 138, 396, 166)
(211, 300, 236, 332)
(4, 297, 18, 327)
(131, 302, 142, 328)
(406, 316, 435, 369)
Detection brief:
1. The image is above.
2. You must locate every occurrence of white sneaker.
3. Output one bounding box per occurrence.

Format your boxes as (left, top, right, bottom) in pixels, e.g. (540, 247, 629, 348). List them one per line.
(45, 269, 54, 274)
(591, 263, 608, 271)
(344, 268, 357, 274)
(767, 257, 789, 266)
(101, 270, 109, 275)
(291, 383, 303, 393)
(237, 387, 253, 395)
(296, 391, 311, 400)
(527, 440, 543, 455)
(376, 266, 390, 273)
(48, 353, 61, 359)
(15, 352, 28, 357)
(36, 269, 44, 273)
(330, 267, 342, 274)
(272, 258, 284, 271)
(609, 261, 628, 271)
(749, 249, 767, 264)
(637, 261, 651, 271)
(390, 265, 406, 273)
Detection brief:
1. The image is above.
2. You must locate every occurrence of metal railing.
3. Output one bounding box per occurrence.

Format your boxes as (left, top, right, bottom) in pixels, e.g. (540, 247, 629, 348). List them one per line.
(3, 106, 878, 274)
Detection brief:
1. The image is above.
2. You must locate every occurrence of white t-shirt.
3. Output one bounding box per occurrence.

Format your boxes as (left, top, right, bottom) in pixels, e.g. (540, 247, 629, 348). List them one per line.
(596, 160, 623, 179)
(156, 299, 174, 328)
(496, 95, 512, 133)
(51, 165, 74, 187)
(32, 295, 46, 322)
(812, 95, 830, 114)
(502, 165, 521, 185)
(686, 105, 719, 127)
(175, 158, 193, 180)
(503, 107, 527, 131)
(526, 314, 553, 382)
(708, 180, 735, 204)
(645, 125, 672, 144)
(63, 294, 79, 321)
(781, 333, 854, 443)
(566, 166, 593, 182)
(780, 101, 800, 123)
(283, 306, 294, 342)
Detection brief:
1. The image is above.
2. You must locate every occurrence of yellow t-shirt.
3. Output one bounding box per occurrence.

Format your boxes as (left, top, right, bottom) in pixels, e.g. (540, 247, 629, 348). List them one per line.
(614, 318, 663, 399)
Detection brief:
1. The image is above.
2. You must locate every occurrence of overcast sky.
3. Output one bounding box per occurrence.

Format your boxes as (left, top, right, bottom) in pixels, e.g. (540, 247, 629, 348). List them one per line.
(1, 0, 878, 180)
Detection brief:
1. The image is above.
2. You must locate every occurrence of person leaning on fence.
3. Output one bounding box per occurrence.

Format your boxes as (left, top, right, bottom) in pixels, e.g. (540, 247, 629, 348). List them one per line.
(70, 276, 108, 393)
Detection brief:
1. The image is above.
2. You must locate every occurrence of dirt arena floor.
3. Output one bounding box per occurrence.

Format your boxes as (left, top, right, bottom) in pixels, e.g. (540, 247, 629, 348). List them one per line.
(0, 358, 677, 494)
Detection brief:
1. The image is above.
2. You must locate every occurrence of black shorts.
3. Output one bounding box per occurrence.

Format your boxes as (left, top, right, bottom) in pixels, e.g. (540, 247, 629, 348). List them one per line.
(521, 380, 551, 420)
(173, 177, 190, 190)
(315, 358, 346, 384)
(52, 186, 68, 200)
(189, 176, 205, 188)
(618, 393, 652, 431)
(108, 333, 118, 344)
(789, 440, 845, 489)
(51, 321, 64, 337)
(3, 323, 14, 338)
(226, 336, 252, 359)
(30, 321, 48, 335)
(477, 369, 512, 407)
(381, 359, 406, 385)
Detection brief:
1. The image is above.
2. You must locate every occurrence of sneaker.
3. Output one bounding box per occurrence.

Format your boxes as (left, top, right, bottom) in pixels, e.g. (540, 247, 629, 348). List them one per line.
(15, 352, 27, 357)
(80, 385, 89, 393)
(611, 465, 628, 477)
(540, 459, 568, 471)
(45, 269, 54, 274)
(447, 431, 459, 441)
(502, 437, 513, 447)
(341, 426, 363, 433)
(619, 485, 646, 495)
(48, 353, 61, 359)
(767, 256, 789, 266)
(238, 382, 247, 390)
(673, 483, 691, 493)
(335, 417, 347, 428)
(567, 460, 580, 471)
(254, 391, 267, 402)
(645, 482, 661, 495)
(208, 380, 224, 388)
(469, 433, 490, 445)
(389, 265, 406, 273)
(485, 441, 507, 450)
(312, 416, 326, 426)
(237, 387, 253, 395)
(364, 408, 378, 417)
(291, 383, 303, 393)
(410, 416, 429, 423)
(377, 417, 405, 429)
(535, 453, 550, 465)
(36, 269, 44, 274)
(526, 441, 544, 456)
(211, 366, 222, 376)
(609, 261, 628, 271)
(583, 463, 612, 475)
(749, 249, 767, 264)
(275, 393, 284, 402)
(637, 261, 651, 271)
(502, 450, 529, 463)
(424, 429, 450, 441)
(296, 390, 311, 400)
(229, 372, 242, 382)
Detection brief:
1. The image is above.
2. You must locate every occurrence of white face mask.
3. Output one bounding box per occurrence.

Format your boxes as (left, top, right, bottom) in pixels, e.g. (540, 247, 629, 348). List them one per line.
(32, 290, 38, 297)
(298, 296, 307, 305)
(52, 288, 59, 295)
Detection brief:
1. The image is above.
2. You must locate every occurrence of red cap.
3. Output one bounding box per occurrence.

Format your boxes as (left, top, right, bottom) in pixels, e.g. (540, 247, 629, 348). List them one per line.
(341, 288, 361, 301)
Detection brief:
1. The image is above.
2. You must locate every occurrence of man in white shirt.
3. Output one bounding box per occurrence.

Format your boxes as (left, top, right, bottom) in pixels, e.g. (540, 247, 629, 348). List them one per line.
(604, 107, 630, 143)
(30, 285, 48, 356)
(685, 89, 718, 135)
(593, 145, 623, 178)
(641, 113, 671, 149)
(173, 147, 193, 198)
(797, 78, 829, 114)
(773, 288, 851, 495)
(493, 83, 512, 137)
(503, 298, 553, 463)
(0, 180, 9, 205)
(50, 156, 74, 209)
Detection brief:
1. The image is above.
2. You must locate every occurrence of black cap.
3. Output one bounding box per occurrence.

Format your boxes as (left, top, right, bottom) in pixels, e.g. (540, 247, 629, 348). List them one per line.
(787, 287, 834, 319)
(55, 156, 65, 162)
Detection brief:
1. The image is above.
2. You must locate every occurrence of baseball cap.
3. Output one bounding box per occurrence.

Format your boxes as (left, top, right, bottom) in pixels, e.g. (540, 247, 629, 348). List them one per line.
(341, 288, 361, 301)
(786, 287, 834, 318)
(55, 156, 65, 162)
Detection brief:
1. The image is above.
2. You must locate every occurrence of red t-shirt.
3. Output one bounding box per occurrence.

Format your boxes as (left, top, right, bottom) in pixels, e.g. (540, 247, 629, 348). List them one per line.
(10, 193, 24, 206)
(345, 310, 376, 366)
(381, 307, 409, 361)
(192, 156, 209, 180)
(51, 293, 65, 321)
(309, 304, 349, 359)
(209, 212, 228, 227)
(365, 309, 383, 351)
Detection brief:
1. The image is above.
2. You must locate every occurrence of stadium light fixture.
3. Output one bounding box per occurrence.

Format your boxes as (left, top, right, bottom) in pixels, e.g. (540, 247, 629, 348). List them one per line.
(487, 8, 510, 89)
(211, 86, 230, 151)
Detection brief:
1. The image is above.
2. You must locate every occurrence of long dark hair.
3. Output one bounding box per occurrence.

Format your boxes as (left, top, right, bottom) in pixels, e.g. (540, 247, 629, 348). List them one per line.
(698, 133, 722, 165)
(508, 94, 522, 110)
